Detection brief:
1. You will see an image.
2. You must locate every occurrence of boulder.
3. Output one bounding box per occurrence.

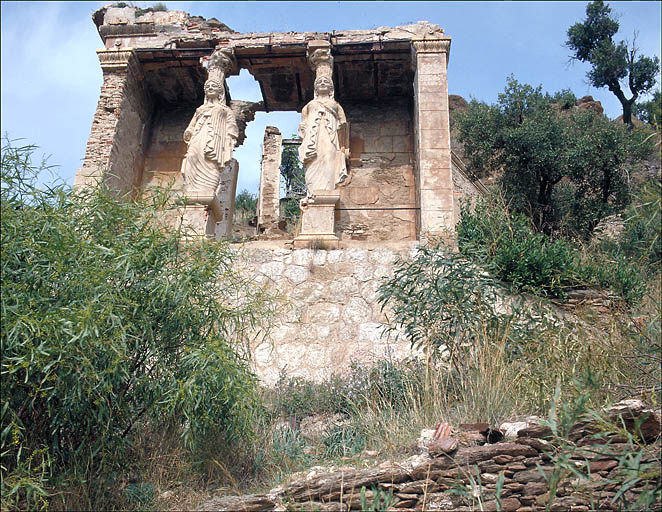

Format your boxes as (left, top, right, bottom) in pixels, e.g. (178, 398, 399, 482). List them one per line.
(576, 95, 604, 115)
(606, 399, 661, 442)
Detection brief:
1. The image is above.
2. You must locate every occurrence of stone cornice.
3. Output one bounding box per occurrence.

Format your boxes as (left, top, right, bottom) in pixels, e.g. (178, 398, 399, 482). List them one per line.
(411, 37, 451, 67)
(97, 48, 140, 76)
(411, 38, 451, 54)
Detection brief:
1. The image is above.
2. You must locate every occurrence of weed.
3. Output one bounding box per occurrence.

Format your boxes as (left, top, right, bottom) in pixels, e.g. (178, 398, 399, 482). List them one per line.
(359, 485, 399, 511)
(322, 423, 365, 458)
(123, 482, 155, 508)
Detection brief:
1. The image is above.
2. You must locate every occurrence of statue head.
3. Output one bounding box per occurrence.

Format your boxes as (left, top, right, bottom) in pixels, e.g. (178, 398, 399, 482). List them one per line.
(204, 79, 225, 102)
(313, 75, 334, 99)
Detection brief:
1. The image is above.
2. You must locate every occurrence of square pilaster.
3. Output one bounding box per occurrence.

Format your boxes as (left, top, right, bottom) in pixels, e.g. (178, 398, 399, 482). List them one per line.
(411, 37, 454, 242)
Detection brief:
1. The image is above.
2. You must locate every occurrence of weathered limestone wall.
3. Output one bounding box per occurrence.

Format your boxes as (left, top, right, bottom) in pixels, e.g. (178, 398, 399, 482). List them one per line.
(338, 101, 417, 241)
(76, 51, 152, 196)
(238, 245, 418, 385)
(141, 104, 195, 191)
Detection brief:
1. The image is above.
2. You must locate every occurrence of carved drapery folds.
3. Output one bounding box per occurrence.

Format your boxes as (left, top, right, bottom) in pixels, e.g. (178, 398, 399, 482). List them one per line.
(294, 41, 350, 246)
(181, 47, 239, 201)
(298, 41, 349, 194)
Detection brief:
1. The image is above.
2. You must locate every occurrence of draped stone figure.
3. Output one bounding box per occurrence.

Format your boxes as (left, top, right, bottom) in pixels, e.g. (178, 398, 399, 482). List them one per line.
(298, 75, 349, 193)
(181, 79, 239, 198)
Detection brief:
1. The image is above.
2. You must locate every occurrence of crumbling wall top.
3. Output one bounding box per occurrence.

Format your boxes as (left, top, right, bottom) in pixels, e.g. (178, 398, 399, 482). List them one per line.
(93, 5, 448, 50)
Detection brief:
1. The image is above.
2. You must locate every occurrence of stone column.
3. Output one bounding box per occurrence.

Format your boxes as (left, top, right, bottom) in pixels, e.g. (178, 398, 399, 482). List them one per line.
(256, 126, 282, 235)
(411, 37, 454, 242)
(75, 48, 149, 196)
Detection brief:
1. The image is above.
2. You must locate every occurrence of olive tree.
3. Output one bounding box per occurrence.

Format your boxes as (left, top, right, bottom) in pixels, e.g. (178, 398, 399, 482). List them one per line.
(457, 76, 649, 237)
(566, 0, 660, 126)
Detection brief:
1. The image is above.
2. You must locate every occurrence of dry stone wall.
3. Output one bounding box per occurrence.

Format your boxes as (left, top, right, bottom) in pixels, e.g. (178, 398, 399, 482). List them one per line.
(200, 400, 661, 512)
(237, 245, 419, 385)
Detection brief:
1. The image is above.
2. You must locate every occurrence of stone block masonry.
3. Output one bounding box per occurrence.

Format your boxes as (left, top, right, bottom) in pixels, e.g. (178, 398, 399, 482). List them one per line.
(236, 245, 419, 385)
(338, 101, 417, 242)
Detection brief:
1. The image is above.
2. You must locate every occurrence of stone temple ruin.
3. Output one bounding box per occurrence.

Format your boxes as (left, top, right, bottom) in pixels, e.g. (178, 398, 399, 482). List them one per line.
(76, 5, 483, 383)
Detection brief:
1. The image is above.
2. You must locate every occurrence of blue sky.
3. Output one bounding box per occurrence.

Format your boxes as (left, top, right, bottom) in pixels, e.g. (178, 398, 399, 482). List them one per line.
(1, 1, 660, 194)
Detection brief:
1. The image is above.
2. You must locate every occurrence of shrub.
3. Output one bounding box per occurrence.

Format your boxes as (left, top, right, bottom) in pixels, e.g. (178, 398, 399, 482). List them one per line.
(1, 140, 275, 509)
(268, 371, 351, 418)
(235, 188, 257, 224)
(458, 196, 578, 297)
(619, 180, 661, 267)
(377, 243, 523, 373)
(457, 192, 647, 303)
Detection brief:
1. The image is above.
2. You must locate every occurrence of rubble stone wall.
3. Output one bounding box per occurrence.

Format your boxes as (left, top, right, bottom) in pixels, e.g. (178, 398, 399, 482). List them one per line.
(201, 402, 662, 511)
(339, 100, 417, 242)
(78, 61, 152, 196)
(257, 127, 283, 233)
(238, 245, 419, 385)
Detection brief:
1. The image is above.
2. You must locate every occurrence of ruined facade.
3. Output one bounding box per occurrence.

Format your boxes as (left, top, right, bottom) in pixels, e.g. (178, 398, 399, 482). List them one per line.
(77, 6, 479, 380)
(76, 5, 463, 241)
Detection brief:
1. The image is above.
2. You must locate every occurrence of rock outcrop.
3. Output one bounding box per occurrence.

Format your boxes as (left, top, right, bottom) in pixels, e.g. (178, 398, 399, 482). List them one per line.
(576, 95, 604, 116)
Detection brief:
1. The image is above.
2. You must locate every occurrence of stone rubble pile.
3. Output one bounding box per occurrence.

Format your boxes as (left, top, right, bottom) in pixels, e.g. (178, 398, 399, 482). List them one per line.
(199, 400, 660, 512)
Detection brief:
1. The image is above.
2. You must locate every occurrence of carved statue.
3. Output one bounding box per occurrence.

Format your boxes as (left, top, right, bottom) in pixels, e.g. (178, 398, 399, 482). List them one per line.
(181, 78, 238, 197)
(298, 75, 349, 192)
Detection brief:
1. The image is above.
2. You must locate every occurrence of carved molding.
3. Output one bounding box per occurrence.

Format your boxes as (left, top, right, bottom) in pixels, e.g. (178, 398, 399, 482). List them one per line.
(97, 48, 137, 71)
(411, 39, 451, 54)
(411, 38, 451, 68)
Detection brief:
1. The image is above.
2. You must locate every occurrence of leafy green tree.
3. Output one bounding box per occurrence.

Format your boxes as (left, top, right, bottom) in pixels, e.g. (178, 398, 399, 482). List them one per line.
(457, 76, 648, 236)
(235, 188, 257, 223)
(280, 138, 305, 196)
(1, 140, 275, 508)
(633, 89, 662, 127)
(566, 0, 660, 126)
(564, 109, 634, 235)
(279, 138, 305, 230)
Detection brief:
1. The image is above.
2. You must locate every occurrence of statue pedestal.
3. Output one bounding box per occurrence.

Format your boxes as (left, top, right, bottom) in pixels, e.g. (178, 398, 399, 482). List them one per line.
(180, 159, 239, 240)
(180, 193, 223, 239)
(294, 189, 340, 248)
